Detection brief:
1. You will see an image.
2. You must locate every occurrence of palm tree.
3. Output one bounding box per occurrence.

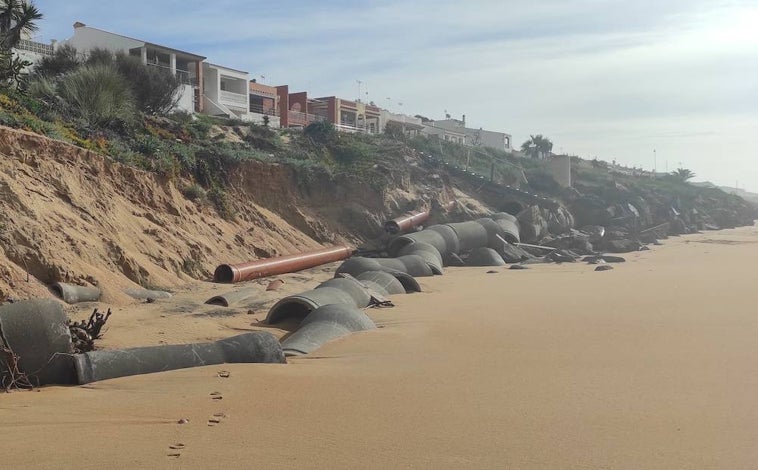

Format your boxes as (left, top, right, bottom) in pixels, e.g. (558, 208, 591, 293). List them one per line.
(0, 0, 42, 50)
(0, 0, 41, 85)
(520, 134, 553, 159)
(671, 168, 695, 181)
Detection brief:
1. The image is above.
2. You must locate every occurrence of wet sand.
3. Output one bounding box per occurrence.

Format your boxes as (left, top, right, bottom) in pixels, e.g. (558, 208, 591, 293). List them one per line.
(2, 225, 758, 469)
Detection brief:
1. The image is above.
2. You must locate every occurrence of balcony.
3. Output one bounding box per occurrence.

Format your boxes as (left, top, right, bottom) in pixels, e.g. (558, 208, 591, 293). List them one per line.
(287, 110, 325, 127)
(15, 39, 53, 56)
(144, 62, 196, 86)
(249, 102, 279, 116)
(219, 90, 247, 109)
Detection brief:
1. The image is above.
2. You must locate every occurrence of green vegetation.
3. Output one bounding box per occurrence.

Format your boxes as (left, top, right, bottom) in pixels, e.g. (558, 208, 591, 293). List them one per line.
(520, 134, 553, 159)
(0, 0, 42, 87)
(671, 168, 695, 181)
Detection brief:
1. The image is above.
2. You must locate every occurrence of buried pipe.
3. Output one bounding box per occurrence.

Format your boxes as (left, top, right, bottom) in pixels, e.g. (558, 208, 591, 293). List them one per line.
(52, 282, 101, 304)
(466, 247, 506, 267)
(0, 299, 77, 386)
(397, 242, 444, 274)
(355, 271, 407, 295)
(73, 331, 285, 385)
(124, 288, 172, 300)
(266, 286, 359, 325)
(214, 245, 354, 284)
(280, 304, 376, 357)
(205, 287, 258, 307)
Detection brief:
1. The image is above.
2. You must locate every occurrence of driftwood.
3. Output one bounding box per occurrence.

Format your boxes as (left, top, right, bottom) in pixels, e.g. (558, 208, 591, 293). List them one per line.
(68, 308, 112, 354)
(1, 345, 35, 391)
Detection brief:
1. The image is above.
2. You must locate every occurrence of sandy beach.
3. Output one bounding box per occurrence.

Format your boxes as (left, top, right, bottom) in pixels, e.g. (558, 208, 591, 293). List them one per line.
(2, 225, 758, 469)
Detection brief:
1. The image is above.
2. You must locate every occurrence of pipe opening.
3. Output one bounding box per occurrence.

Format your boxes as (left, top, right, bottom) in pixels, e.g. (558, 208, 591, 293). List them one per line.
(384, 221, 401, 234)
(390, 272, 422, 293)
(267, 299, 314, 325)
(205, 296, 230, 307)
(50, 283, 64, 300)
(214, 265, 235, 283)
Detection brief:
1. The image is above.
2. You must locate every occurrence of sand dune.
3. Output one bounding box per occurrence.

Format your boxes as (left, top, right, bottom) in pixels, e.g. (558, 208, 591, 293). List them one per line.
(2, 225, 758, 469)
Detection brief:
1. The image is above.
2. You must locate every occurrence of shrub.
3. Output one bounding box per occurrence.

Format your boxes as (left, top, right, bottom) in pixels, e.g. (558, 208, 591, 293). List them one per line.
(114, 53, 181, 115)
(182, 183, 207, 202)
(207, 186, 235, 219)
(33, 44, 80, 77)
(56, 63, 135, 128)
(304, 120, 336, 144)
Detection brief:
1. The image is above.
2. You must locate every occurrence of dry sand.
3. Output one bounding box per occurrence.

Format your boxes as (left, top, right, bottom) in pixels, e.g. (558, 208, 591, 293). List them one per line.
(2, 225, 758, 469)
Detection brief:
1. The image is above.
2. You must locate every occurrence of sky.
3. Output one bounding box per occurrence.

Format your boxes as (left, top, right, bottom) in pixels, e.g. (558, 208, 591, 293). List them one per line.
(34, 0, 758, 191)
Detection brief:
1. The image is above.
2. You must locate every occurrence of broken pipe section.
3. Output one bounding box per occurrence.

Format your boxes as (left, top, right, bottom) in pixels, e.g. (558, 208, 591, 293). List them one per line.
(214, 245, 354, 284)
(73, 331, 285, 384)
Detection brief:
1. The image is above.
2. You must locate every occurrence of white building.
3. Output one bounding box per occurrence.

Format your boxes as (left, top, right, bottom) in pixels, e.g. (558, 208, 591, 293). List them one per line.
(202, 63, 252, 121)
(421, 123, 467, 144)
(13, 36, 56, 69)
(431, 117, 512, 152)
(381, 110, 424, 136)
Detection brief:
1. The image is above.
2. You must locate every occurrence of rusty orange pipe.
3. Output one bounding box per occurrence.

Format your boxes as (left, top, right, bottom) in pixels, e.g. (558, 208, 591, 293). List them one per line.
(384, 210, 431, 235)
(214, 245, 354, 284)
(384, 201, 457, 235)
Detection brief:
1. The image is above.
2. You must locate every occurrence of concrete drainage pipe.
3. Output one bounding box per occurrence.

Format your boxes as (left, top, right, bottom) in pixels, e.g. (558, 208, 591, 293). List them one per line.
(387, 229, 449, 258)
(74, 331, 284, 384)
(266, 286, 360, 325)
(426, 224, 461, 256)
(0, 299, 76, 386)
(397, 242, 444, 275)
(280, 304, 376, 357)
(52, 282, 101, 304)
(466, 247, 507, 267)
(205, 287, 258, 307)
(446, 222, 489, 253)
(355, 271, 407, 295)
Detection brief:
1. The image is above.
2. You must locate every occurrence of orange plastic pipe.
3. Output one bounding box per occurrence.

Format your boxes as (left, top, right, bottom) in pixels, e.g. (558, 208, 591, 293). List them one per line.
(384, 200, 457, 235)
(214, 245, 354, 283)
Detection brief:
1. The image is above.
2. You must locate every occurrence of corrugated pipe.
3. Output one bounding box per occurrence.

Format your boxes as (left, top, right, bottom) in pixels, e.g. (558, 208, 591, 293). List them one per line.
(214, 245, 354, 284)
(74, 331, 285, 384)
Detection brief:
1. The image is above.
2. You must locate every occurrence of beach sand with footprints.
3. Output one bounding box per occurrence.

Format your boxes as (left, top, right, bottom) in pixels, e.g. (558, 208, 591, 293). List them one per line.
(2, 225, 758, 469)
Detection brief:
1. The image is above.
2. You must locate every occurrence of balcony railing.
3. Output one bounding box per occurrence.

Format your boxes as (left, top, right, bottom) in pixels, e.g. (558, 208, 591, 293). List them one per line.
(249, 102, 279, 116)
(144, 62, 196, 86)
(15, 39, 53, 56)
(219, 90, 247, 109)
(287, 110, 325, 127)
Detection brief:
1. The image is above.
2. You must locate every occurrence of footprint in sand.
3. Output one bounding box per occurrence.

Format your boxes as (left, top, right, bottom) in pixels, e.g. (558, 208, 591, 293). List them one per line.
(207, 413, 227, 426)
(167, 443, 185, 458)
(210, 391, 223, 400)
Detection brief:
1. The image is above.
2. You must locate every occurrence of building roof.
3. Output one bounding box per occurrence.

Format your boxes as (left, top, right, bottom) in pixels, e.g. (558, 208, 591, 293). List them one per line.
(73, 22, 206, 60)
(206, 62, 249, 75)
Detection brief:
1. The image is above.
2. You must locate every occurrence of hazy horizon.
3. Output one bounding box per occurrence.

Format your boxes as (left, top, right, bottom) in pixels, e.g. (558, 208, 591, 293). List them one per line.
(34, 0, 758, 191)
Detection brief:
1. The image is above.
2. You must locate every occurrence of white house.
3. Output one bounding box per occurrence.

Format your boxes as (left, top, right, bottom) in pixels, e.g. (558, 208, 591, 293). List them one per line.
(421, 123, 466, 144)
(431, 117, 512, 152)
(12, 30, 56, 69)
(202, 63, 252, 121)
(381, 110, 424, 137)
(63, 22, 205, 115)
